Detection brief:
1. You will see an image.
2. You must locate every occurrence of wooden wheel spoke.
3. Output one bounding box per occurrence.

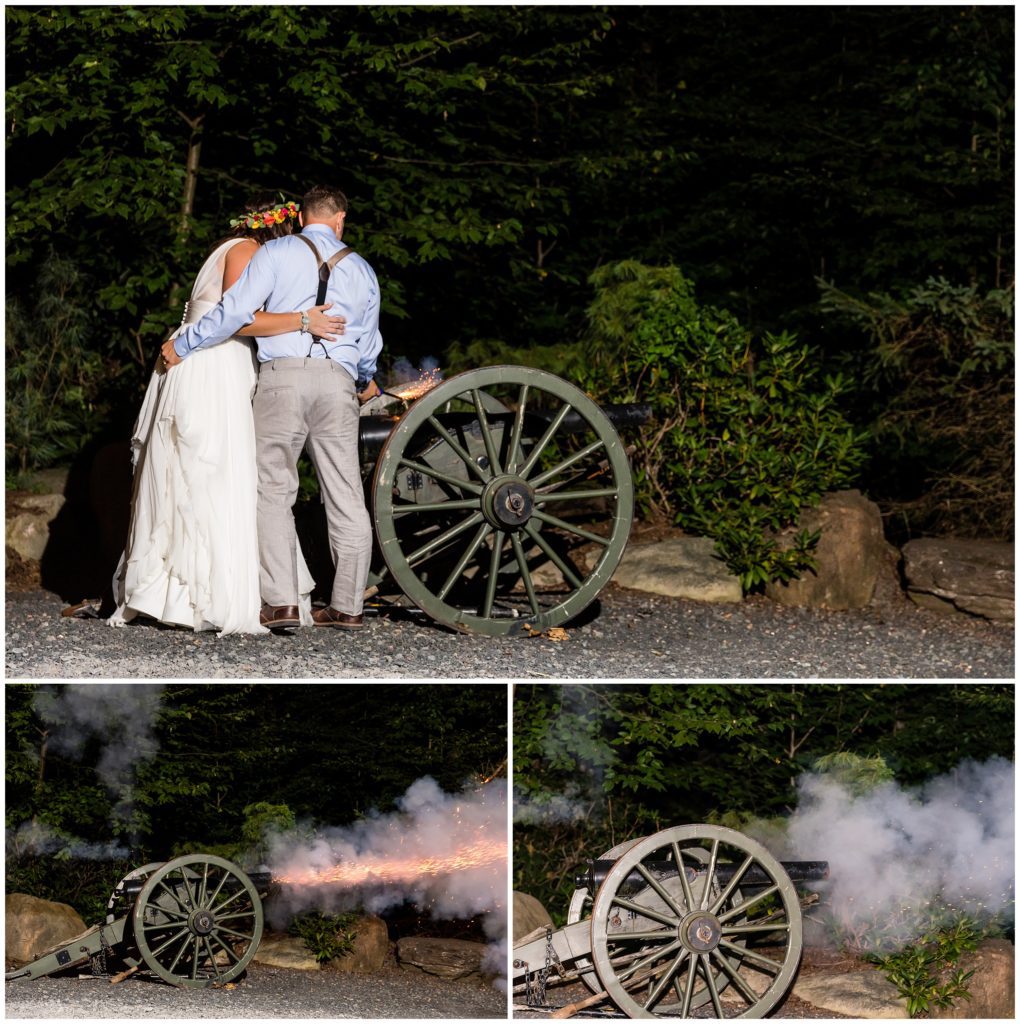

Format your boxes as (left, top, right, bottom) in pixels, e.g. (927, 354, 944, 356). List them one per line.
(701, 840, 720, 910)
(150, 927, 190, 958)
(437, 522, 492, 601)
(392, 498, 480, 516)
(510, 532, 540, 615)
(608, 929, 675, 942)
(722, 921, 790, 936)
(191, 937, 202, 980)
(672, 842, 698, 913)
(158, 880, 191, 914)
(717, 883, 780, 923)
(530, 437, 605, 488)
(643, 949, 690, 1009)
(482, 533, 506, 619)
(635, 862, 688, 920)
(198, 861, 209, 908)
(425, 414, 491, 484)
(216, 924, 256, 942)
(471, 389, 503, 476)
(213, 910, 257, 924)
(166, 930, 193, 974)
(405, 512, 485, 567)
(531, 508, 610, 546)
(519, 402, 573, 478)
(178, 869, 198, 909)
(507, 384, 530, 474)
(612, 895, 678, 929)
(523, 521, 584, 589)
(700, 952, 724, 1017)
(210, 887, 249, 914)
(710, 854, 754, 915)
(617, 939, 682, 982)
(202, 937, 221, 978)
(534, 486, 620, 503)
(398, 456, 484, 495)
(210, 932, 241, 964)
(718, 937, 784, 972)
(710, 948, 761, 1004)
(679, 955, 698, 1017)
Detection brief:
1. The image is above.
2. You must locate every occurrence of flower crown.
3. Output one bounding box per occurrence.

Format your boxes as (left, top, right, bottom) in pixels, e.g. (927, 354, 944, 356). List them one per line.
(230, 200, 300, 231)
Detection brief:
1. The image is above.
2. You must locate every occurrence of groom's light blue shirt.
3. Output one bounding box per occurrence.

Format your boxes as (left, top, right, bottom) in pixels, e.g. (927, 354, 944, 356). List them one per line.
(173, 223, 383, 384)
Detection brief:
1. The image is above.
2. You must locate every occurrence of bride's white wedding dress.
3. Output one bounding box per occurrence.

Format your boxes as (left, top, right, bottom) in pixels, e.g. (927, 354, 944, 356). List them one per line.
(110, 238, 313, 635)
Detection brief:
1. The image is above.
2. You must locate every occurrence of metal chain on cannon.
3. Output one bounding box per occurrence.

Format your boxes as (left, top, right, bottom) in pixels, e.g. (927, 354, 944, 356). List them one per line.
(515, 924, 567, 1008)
(90, 923, 113, 978)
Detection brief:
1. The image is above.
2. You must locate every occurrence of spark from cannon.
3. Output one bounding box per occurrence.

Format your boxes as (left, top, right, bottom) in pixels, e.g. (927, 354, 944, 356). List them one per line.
(386, 366, 443, 402)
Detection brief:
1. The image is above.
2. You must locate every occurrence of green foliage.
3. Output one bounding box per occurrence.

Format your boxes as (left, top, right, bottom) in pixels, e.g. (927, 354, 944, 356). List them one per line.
(578, 262, 868, 587)
(811, 751, 896, 796)
(866, 916, 978, 1017)
(5, 253, 112, 481)
(820, 277, 1014, 539)
(288, 910, 360, 963)
(5, 854, 134, 925)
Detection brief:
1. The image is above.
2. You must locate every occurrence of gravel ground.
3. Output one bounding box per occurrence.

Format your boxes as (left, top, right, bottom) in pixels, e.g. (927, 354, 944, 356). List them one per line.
(4, 585, 1012, 679)
(4, 961, 507, 1019)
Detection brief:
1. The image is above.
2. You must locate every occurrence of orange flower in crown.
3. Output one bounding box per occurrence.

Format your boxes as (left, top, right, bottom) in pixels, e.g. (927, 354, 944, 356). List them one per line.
(230, 199, 300, 231)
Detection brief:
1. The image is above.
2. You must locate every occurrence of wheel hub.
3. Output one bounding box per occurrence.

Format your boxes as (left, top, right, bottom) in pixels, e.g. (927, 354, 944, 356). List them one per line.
(189, 909, 215, 936)
(482, 476, 534, 528)
(680, 911, 721, 952)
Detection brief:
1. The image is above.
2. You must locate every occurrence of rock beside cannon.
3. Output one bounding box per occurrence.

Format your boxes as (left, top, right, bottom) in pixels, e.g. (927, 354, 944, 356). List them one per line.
(327, 914, 389, 974)
(5, 893, 87, 964)
(902, 538, 1014, 620)
(611, 536, 742, 603)
(253, 935, 321, 971)
(396, 936, 487, 981)
(512, 892, 553, 943)
(927, 938, 1015, 1019)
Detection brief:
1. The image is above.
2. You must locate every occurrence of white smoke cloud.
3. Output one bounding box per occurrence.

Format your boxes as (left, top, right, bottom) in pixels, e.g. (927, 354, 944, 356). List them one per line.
(389, 356, 442, 385)
(31, 683, 164, 836)
(771, 756, 1015, 950)
(267, 777, 507, 986)
(6, 820, 131, 861)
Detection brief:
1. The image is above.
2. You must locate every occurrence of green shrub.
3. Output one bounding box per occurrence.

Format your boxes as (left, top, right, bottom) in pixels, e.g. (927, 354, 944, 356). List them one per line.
(579, 262, 867, 588)
(288, 910, 360, 962)
(5, 252, 112, 484)
(5, 853, 134, 925)
(819, 276, 1014, 539)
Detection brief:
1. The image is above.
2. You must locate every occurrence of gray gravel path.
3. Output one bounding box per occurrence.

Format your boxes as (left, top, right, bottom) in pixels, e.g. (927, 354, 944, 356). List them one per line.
(5, 585, 1012, 679)
(4, 962, 506, 1019)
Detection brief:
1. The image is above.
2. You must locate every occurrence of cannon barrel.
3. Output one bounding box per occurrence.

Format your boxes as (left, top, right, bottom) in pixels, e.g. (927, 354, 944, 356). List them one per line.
(358, 403, 652, 463)
(575, 858, 829, 894)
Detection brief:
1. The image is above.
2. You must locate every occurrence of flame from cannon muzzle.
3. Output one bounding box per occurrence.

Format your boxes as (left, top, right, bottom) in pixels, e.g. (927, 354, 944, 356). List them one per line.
(386, 366, 443, 403)
(273, 835, 505, 889)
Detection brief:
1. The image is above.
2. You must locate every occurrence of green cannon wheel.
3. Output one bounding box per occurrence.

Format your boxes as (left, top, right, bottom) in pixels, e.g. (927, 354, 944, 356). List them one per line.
(589, 825, 803, 1019)
(372, 365, 634, 636)
(131, 854, 264, 988)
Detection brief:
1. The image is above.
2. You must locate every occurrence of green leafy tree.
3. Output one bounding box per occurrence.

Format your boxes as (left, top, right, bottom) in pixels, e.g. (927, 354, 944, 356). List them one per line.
(579, 261, 867, 588)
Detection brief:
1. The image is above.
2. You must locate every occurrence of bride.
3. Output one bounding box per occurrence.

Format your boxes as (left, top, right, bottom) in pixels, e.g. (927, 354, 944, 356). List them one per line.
(110, 194, 344, 635)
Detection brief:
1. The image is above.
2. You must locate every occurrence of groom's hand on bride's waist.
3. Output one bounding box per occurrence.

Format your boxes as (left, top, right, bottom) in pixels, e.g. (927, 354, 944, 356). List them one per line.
(161, 338, 182, 368)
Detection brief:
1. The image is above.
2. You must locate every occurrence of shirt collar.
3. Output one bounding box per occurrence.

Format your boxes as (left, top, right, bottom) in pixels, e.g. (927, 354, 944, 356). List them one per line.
(300, 223, 338, 239)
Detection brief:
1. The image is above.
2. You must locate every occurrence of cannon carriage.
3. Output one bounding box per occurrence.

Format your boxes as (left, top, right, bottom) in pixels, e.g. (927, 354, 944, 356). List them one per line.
(6, 854, 267, 989)
(356, 365, 646, 636)
(513, 824, 828, 1019)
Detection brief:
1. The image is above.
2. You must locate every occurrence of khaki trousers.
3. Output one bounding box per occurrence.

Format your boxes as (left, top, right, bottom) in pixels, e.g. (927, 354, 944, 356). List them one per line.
(253, 358, 371, 613)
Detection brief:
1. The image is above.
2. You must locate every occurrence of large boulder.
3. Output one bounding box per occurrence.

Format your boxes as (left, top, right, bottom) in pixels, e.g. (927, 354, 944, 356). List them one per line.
(396, 936, 486, 981)
(793, 968, 908, 1018)
(612, 535, 742, 603)
(252, 934, 321, 971)
(5, 494, 65, 562)
(327, 914, 390, 974)
(765, 490, 888, 610)
(5, 893, 87, 964)
(902, 538, 1014, 620)
(512, 892, 553, 943)
(928, 938, 1014, 1019)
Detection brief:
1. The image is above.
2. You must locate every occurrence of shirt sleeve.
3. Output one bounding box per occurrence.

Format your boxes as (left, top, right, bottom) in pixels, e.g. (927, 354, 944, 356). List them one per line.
(173, 244, 274, 359)
(355, 264, 383, 384)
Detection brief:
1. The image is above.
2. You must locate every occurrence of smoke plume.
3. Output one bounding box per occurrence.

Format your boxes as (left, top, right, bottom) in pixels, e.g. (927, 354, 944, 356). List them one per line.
(390, 355, 441, 385)
(268, 777, 507, 984)
(764, 756, 1014, 950)
(33, 683, 164, 835)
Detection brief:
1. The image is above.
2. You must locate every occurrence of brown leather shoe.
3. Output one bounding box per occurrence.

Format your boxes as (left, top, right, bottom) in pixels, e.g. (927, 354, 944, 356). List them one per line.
(311, 606, 364, 629)
(260, 604, 301, 629)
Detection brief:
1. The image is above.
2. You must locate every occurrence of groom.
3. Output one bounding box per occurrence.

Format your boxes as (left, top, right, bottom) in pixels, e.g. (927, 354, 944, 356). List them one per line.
(162, 185, 382, 631)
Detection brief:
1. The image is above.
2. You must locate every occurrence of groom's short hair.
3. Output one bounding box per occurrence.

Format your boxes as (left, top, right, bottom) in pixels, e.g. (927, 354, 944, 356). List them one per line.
(302, 185, 349, 219)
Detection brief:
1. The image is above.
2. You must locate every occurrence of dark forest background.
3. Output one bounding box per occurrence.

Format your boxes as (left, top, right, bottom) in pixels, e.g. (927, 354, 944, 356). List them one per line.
(5, 683, 506, 923)
(6, 7, 1014, 574)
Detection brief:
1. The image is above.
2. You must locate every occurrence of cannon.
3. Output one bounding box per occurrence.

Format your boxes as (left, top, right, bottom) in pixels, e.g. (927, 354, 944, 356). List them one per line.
(512, 825, 828, 1019)
(355, 365, 646, 637)
(5, 854, 268, 989)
